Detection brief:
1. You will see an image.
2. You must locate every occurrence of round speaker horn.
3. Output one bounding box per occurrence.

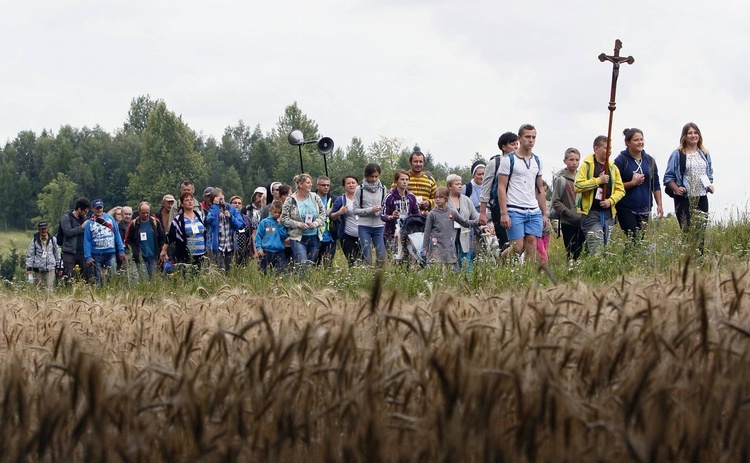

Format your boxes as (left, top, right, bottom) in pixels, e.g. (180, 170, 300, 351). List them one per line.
(317, 137, 334, 155)
(288, 130, 305, 146)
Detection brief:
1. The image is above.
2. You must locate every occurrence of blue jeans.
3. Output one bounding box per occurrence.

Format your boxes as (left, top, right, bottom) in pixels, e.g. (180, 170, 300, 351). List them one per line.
(90, 252, 116, 286)
(358, 225, 386, 265)
(138, 255, 157, 280)
(290, 234, 321, 266)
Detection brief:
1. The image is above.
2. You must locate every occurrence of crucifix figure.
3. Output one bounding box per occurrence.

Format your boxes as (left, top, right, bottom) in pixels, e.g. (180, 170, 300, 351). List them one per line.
(598, 39, 635, 199)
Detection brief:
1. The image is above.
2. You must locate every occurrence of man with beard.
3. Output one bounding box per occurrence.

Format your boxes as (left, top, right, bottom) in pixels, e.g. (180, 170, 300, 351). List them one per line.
(403, 150, 437, 215)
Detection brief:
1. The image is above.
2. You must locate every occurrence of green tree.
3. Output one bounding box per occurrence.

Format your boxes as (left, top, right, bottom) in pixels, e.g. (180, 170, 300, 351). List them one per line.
(127, 101, 207, 207)
(330, 137, 367, 190)
(220, 166, 244, 199)
(246, 137, 274, 192)
(199, 135, 223, 190)
(269, 102, 322, 184)
(124, 95, 160, 135)
(367, 136, 406, 186)
(0, 145, 16, 230)
(33, 173, 78, 230)
(109, 129, 142, 205)
(220, 120, 259, 174)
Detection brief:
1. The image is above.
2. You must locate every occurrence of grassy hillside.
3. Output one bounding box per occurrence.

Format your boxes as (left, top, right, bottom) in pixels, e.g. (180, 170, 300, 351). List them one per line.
(0, 230, 32, 256)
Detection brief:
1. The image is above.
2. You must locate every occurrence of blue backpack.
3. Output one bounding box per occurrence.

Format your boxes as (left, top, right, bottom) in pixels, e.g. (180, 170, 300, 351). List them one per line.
(490, 152, 541, 204)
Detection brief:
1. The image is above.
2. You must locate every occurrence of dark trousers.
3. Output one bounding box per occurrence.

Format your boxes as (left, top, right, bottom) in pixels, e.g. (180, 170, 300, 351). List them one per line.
(340, 233, 361, 267)
(489, 201, 509, 248)
(62, 251, 90, 282)
(260, 251, 288, 274)
(316, 239, 337, 266)
(211, 250, 233, 272)
(617, 209, 650, 242)
(560, 223, 584, 260)
(674, 195, 709, 253)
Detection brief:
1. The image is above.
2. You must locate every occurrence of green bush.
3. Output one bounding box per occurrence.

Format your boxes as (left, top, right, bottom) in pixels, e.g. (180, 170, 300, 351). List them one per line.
(0, 247, 23, 281)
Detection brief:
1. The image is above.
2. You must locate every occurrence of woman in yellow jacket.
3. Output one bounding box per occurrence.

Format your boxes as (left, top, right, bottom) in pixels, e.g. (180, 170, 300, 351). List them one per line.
(575, 135, 625, 254)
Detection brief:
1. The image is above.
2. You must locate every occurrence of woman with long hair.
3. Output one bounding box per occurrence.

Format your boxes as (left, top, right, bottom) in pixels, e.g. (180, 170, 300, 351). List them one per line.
(613, 128, 663, 241)
(664, 122, 714, 253)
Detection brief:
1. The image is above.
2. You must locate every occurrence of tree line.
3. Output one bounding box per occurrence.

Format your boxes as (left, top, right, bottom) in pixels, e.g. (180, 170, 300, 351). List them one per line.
(0, 96, 479, 231)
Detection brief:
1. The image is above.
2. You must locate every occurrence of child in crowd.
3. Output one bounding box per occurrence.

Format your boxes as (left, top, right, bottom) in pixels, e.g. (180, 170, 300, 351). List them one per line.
(552, 148, 584, 260)
(575, 136, 625, 255)
(537, 181, 551, 265)
(424, 187, 479, 269)
(254, 200, 289, 273)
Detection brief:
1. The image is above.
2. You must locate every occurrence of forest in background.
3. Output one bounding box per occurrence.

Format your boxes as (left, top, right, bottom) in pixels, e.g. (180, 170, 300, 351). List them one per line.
(0, 95, 479, 231)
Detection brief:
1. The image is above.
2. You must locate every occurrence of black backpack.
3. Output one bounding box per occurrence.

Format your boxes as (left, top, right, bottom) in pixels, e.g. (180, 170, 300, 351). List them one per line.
(489, 153, 541, 205)
(55, 211, 72, 247)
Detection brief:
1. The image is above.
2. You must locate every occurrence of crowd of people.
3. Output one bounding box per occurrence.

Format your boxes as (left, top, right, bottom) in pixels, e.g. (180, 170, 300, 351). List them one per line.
(24, 122, 714, 291)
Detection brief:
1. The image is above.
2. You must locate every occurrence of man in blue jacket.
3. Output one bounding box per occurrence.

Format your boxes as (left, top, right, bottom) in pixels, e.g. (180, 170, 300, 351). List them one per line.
(84, 198, 125, 286)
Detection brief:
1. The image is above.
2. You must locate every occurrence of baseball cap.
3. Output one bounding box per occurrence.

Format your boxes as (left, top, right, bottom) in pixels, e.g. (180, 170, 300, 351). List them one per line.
(92, 199, 104, 209)
(203, 187, 215, 197)
(253, 187, 267, 196)
(162, 194, 175, 202)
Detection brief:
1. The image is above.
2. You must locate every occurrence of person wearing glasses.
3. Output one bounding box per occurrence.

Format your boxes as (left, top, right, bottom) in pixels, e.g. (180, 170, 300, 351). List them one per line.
(260, 183, 283, 219)
(125, 201, 166, 280)
(266, 181, 282, 205)
(314, 175, 338, 266)
(60, 197, 92, 282)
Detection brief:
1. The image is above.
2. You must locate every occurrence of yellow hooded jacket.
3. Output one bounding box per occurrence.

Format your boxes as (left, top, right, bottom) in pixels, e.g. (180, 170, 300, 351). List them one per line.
(575, 154, 625, 216)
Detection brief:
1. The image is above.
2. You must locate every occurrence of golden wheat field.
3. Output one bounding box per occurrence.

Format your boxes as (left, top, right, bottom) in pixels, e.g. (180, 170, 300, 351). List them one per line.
(2, 265, 750, 462)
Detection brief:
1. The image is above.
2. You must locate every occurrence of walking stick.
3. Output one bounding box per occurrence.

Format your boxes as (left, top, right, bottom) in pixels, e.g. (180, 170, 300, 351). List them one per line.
(598, 39, 635, 200)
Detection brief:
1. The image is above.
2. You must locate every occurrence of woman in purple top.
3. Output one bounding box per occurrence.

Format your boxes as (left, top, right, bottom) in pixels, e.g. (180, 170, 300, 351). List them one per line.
(381, 170, 420, 242)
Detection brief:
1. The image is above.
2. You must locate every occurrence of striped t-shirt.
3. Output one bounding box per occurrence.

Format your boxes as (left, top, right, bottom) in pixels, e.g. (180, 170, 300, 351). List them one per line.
(184, 216, 206, 256)
(404, 172, 437, 210)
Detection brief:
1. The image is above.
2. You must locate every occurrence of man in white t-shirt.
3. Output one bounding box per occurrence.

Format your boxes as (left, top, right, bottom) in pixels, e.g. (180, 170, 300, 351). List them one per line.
(496, 124, 548, 266)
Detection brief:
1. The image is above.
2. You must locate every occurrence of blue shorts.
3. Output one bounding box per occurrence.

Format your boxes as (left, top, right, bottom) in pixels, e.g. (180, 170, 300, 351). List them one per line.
(507, 209, 543, 241)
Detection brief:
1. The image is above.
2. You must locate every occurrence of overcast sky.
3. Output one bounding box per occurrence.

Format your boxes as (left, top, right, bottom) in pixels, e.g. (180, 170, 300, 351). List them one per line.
(2, 0, 747, 220)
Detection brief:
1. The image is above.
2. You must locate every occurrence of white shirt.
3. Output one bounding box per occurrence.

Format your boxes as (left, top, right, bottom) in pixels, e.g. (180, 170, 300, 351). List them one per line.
(498, 153, 543, 209)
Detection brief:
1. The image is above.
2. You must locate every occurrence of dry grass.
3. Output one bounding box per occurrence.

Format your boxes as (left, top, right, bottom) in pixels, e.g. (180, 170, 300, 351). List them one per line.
(2, 264, 750, 462)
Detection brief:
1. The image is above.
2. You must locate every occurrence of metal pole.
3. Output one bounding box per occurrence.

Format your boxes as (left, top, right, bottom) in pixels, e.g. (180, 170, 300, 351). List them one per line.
(297, 145, 304, 173)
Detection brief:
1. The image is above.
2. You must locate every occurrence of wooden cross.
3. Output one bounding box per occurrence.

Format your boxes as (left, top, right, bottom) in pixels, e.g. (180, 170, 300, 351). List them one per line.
(598, 39, 635, 199)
